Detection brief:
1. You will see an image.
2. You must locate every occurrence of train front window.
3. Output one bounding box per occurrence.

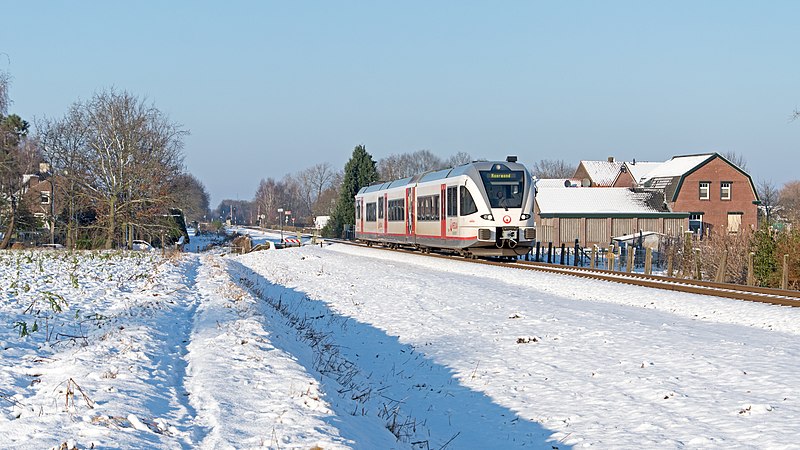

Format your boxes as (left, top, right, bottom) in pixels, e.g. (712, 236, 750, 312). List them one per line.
(480, 170, 525, 209)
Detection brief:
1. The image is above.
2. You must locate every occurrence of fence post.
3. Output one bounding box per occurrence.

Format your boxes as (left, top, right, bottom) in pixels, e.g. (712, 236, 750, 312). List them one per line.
(547, 242, 553, 263)
(694, 248, 702, 280)
(590, 246, 596, 269)
(574, 239, 580, 267)
(747, 252, 755, 286)
(536, 241, 541, 262)
(667, 251, 674, 278)
(626, 247, 634, 273)
(609, 250, 615, 271)
(645, 247, 652, 275)
(682, 231, 693, 278)
(782, 254, 789, 290)
(714, 250, 728, 283)
(560, 243, 566, 265)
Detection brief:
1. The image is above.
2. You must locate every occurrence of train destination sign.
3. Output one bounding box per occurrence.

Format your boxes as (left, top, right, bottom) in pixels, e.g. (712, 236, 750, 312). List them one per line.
(488, 172, 521, 180)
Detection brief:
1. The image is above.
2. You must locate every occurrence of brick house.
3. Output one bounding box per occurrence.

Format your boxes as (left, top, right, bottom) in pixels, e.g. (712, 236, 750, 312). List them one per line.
(573, 157, 624, 187)
(21, 172, 54, 228)
(639, 153, 758, 236)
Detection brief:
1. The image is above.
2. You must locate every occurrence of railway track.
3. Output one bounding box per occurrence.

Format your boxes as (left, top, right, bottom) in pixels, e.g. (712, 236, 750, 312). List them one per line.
(330, 239, 800, 308)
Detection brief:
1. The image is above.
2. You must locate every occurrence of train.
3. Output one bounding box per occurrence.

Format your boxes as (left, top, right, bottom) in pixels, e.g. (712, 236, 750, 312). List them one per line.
(354, 156, 537, 258)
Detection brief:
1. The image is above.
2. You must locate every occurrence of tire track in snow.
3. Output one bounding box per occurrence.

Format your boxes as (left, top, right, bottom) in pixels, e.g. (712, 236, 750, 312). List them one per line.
(183, 254, 358, 448)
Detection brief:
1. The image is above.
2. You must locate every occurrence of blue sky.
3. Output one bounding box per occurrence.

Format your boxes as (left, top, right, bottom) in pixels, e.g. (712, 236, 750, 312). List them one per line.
(2, 1, 798, 206)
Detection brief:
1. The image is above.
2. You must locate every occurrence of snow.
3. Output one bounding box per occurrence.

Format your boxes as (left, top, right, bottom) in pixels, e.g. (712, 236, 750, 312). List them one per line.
(2, 242, 800, 449)
(536, 187, 666, 214)
(640, 154, 715, 181)
(578, 160, 624, 186)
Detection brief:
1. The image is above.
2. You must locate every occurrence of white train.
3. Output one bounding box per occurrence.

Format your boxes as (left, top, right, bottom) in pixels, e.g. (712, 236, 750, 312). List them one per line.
(354, 156, 537, 257)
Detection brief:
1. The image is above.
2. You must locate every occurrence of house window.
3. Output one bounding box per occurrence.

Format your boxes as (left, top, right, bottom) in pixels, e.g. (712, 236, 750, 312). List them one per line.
(40, 191, 51, 205)
(699, 182, 710, 200)
(689, 213, 703, 233)
(727, 212, 742, 233)
(721, 182, 732, 200)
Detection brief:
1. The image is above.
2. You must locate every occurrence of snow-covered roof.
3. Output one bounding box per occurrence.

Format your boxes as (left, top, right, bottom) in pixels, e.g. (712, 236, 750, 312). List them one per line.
(536, 178, 582, 188)
(639, 154, 714, 180)
(622, 162, 662, 184)
(578, 160, 624, 186)
(536, 187, 673, 215)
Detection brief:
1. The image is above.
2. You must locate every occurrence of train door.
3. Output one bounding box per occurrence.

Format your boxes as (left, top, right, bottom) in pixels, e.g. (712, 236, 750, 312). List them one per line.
(440, 184, 446, 238)
(445, 185, 459, 239)
(383, 194, 389, 237)
(406, 187, 415, 243)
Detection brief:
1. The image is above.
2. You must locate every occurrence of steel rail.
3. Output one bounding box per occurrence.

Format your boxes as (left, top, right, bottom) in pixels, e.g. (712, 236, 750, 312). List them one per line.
(327, 239, 800, 308)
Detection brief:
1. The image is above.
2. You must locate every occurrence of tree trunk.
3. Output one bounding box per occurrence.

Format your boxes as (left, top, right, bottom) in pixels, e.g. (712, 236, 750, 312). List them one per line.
(0, 214, 15, 249)
(105, 197, 116, 249)
(0, 199, 17, 249)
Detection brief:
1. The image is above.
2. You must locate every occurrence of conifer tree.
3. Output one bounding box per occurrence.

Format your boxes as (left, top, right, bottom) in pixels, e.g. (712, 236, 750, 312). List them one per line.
(750, 223, 779, 287)
(323, 145, 378, 238)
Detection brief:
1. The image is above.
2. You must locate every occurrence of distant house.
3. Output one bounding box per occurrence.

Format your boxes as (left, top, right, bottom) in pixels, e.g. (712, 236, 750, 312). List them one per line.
(612, 160, 662, 188)
(638, 153, 758, 236)
(534, 184, 688, 247)
(573, 157, 624, 187)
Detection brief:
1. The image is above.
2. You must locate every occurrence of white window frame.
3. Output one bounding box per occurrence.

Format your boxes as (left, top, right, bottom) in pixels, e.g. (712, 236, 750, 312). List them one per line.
(720, 181, 731, 201)
(40, 191, 51, 205)
(699, 182, 710, 200)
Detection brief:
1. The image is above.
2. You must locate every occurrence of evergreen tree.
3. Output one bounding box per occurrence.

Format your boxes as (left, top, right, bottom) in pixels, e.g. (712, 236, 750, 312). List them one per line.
(323, 145, 378, 238)
(750, 223, 779, 287)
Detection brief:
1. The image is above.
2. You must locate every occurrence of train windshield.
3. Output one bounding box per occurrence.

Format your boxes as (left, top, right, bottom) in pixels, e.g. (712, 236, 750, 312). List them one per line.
(480, 170, 525, 209)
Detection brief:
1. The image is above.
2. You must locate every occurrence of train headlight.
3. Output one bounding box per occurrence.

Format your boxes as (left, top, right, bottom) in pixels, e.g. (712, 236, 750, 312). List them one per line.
(520, 213, 531, 220)
(480, 214, 494, 221)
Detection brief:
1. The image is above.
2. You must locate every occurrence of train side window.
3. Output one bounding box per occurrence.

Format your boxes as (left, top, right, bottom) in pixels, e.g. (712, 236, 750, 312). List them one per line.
(460, 186, 478, 216)
(446, 186, 458, 217)
(378, 198, 384, 219)
(417, 195, 440, 221)
(388, 199, 404, 221)
(366, 202, 377, 222)
(355, 200, 361, 220)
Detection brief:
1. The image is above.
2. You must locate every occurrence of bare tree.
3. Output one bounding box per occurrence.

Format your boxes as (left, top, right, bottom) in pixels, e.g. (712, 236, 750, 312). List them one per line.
(170, 173, 210, 223)
(444, 151, 473, 167)
(779, 180, 800, 225)
(530, 159, 576, 178)
(378, 150, 447, 180)
(756, 179, 780, 226)
(38, 89, 187, 248)
(297, 162, 336, 217)
(253, 177, 283, 227)
(0, 69, 9, 115)
(722, 151, 748, 172)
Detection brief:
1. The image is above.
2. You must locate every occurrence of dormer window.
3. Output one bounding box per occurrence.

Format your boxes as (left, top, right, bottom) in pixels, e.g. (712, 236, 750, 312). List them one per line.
(699, 182, 710, 200)
(721, 181, 732, 200)
(40, 191, 51, 205)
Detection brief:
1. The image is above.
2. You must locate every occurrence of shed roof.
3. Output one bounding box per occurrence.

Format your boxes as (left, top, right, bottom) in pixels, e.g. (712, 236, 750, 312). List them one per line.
(536, 187, 682, 217)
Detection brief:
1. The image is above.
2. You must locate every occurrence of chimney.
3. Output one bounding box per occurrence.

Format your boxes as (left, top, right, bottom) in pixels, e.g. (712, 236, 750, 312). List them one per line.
(607, 156, 615, 163)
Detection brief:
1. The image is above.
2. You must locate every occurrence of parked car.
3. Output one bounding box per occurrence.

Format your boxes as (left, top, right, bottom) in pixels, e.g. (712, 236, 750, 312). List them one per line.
(131, 240, 155, 251)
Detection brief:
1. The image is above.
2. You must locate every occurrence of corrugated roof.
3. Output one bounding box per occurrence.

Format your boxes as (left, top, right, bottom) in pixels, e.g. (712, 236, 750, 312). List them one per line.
(640, 154, 714, 180)
(579, 160, 624, 186)
(536, 178, 582, 188)
(536, 187, 671, 215)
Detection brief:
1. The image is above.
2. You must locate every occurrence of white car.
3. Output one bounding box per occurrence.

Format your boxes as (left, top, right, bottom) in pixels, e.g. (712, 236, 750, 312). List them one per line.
(131, 240, 155, 251)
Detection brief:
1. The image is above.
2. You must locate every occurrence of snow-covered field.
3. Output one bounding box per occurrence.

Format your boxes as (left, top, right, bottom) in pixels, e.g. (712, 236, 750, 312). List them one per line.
(2, 241, 799, 449)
